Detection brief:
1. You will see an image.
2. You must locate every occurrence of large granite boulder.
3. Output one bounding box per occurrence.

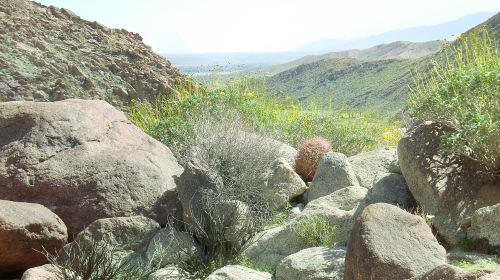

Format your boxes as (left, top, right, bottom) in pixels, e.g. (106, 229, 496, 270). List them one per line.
(206, 265, 272, 280)
(242, 222, 304, 270)
(348, 146, 400, 189)
(275, 246, 346, 280)
(364, 173, 415, 209)
(0, 99, 183, 236)
(398, 122, 498, 246)
(301, 186, 368, 244)
(262, 158, 307, 211)
(243, 186, 367, 269)
(0, 200, 67, 273)
(306, 152, 359, 202)
(344, 203, 446, 280)
(62, 216, 160, 267)
(148, 266, 191, 280)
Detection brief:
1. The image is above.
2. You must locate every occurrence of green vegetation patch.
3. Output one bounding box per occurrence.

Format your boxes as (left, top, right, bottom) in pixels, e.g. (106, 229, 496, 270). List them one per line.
(449, 258, 500, 270)
(296, 216, 338, 247)
(409, 26, 500, 171)
(129, 78, 401, 157)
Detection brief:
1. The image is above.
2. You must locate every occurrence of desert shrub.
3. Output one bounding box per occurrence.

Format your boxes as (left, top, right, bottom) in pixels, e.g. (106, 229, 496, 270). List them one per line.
(409, 27, 500, 171)
(295, 137, 333, 181)
(296, 216, 338, 247)
(166, 113, 287, 276)
(43, 239, 156, 280)
(177, 111, 285, 216)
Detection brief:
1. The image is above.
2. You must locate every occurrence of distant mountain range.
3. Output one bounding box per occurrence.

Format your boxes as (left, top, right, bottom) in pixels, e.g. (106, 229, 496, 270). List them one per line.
(167, 11, 497, 77)
(268, 12, 500, 118)
(266, 40, 443, 76)
(295, 11, 496, 53)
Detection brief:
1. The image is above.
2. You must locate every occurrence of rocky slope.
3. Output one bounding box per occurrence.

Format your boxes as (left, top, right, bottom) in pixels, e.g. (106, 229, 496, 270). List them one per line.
(0, 0, 187, 111)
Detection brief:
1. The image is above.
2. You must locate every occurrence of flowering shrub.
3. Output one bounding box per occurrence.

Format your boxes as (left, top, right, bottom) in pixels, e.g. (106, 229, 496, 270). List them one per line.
(130, 78, 402, 157)
(409, 27, 499, 171)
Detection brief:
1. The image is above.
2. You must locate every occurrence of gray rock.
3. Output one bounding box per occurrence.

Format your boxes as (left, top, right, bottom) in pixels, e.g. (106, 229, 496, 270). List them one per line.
(301, 186, 368, 244)
(417, 264, 500, 280)
(71, 216, 160, 252)
(145, 227, 199, 267)
(243, 222, 304, 269)
(290, 203, 304, 215)
(348, 147, 400, 189)
(306, 152, 359, 202)
(148, 266, 191, 280)
(262, 158, 307, 211)
(21, 264, 62, 280)
(0, 99, 183, 236)
(233, 131, 297, 168)
(275, 246, 346, 280)
(0, 200, 67, 273)
(479, 271, 500, 280)
(243, 186, 367, 269)
(467, 204, 500, 247)
(344, 203, 447, 280)
(365, 173, 415, 209)
(206, 265, 272, 280)
(61, 216, 159, 267)
(212, 200, 252, 242)
(398, 122, 498, 246)
(175, 160, 223, 233)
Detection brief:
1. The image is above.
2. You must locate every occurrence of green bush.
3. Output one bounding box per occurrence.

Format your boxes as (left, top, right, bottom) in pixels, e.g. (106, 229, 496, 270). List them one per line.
(296, 216, 337, 247)
(409, 27, 500, 171)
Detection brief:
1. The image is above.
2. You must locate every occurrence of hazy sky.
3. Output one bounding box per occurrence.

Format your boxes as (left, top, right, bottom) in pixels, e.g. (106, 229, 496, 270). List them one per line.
(36, 0, 499, 53)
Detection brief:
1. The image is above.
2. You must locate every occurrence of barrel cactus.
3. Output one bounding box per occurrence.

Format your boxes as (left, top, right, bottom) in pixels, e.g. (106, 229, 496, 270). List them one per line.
(295, 137, 333, 181)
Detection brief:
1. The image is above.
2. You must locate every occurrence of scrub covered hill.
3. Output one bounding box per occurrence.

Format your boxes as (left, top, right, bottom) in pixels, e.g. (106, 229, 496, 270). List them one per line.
(266, 40, 443, 76)
(0, 0, 188, 111)
(266, 13, 499, 118)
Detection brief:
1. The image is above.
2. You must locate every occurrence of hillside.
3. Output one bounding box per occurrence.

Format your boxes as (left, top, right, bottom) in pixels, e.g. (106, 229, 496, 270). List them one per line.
(0, 0, 186, 111)
(267, 12, 500, 118)
(266, 40, 442, 76)
(268, 57, 420, 117)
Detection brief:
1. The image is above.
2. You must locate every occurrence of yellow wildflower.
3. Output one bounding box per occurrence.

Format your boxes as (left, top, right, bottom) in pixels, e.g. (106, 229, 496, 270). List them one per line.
(247, 91, 255, 98)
